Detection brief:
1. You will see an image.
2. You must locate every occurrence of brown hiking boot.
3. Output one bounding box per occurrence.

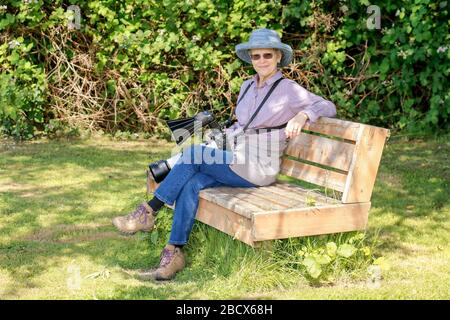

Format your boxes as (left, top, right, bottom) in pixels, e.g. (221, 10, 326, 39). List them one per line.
(112, 202, 155, 234)
(138, 244, 185, 281)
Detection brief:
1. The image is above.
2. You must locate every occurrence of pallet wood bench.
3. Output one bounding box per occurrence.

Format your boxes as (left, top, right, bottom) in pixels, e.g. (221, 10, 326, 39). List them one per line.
(147, 117, 390, 247)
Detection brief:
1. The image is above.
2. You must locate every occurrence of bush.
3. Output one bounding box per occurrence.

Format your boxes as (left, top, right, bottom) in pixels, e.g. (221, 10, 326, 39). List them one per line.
(0, 38, 47, 139)
(282, 0, 449, 134)
(0, 0, 448, 138)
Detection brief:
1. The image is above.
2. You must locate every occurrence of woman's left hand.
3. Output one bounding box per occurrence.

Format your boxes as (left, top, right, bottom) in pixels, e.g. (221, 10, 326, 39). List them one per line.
(285, 112, 308, 139)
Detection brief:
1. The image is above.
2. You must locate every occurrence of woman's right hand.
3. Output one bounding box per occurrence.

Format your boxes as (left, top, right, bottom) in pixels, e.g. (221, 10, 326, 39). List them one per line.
(285, 112, 308, 139)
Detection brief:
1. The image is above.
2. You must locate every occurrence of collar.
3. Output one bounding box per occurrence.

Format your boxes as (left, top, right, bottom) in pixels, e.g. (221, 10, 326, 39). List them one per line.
(252, 70, 283, 88)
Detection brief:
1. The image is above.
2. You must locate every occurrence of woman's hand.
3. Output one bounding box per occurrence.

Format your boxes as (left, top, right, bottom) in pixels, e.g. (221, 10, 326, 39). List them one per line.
(285, 112, 308, 139)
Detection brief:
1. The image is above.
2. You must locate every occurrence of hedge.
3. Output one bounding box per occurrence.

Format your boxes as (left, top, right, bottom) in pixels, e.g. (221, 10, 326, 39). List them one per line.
(0, 0, 448, 139)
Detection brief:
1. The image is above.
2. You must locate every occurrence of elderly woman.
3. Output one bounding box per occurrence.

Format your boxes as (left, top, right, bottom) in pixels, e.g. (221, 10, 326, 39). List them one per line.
(112, 28, 336, 280)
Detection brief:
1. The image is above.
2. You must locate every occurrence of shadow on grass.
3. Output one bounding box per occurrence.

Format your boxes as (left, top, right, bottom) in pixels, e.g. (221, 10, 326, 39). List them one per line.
(365, 136, 449, 254)
(0, 135, 449, 298)
(0, 139, 179, 296)
(1, 138, 243, 299)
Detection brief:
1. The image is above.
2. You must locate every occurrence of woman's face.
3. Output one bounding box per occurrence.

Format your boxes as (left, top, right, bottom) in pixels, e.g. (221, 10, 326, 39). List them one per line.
(250, 48, 281, 79)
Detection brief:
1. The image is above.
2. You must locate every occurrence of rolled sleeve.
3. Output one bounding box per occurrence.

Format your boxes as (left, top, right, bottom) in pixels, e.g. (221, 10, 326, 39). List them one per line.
(288, 81, 337, 123)
(303, 100, 337, 123)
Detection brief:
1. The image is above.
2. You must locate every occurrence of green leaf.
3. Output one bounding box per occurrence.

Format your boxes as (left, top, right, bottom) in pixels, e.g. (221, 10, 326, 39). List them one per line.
(150, 229, 159, 245)
(303, 256, 322, 279)
(373, 257, 391, 271)
(379, 59, 390, 75)
(8, 51, 20, 64)
(337, 244, 356, 258)
(314, 254, 332, 265)
(326, 242, 337, 257)
(361, 247, 372, 256)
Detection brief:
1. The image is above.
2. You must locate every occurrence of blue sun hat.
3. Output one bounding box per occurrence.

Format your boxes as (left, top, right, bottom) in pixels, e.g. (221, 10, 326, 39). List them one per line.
(235, 28, 293, 67)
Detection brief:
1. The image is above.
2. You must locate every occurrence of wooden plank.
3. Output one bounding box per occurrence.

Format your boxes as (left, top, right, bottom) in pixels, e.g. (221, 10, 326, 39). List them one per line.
(225, 188, 291, 211)
(252, 202, 371, 241)
(146, 170, 158, 194)
(244, 187, 309, 208)
(272, 182, 340, 205)
(262, 185, 323, 208)
(303, 117, 361, 141)
(201, 187, 290, 212)
(342, 125, 390, 203)
(260, 186, 333, 208)
(242, 187, 309, 209)
(260, 186, 337, 209)
(196, 198, 255, 246)
(285, 132, 355, 172)
(199, 188, 262, 218)
(201, 184, 339, 217)
(280, 158, 347, 192)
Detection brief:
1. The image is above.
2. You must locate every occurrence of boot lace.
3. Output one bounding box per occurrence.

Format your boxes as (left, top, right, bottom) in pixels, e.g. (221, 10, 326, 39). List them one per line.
(127, 204, 149, 225)
(160, 248, 175, 268)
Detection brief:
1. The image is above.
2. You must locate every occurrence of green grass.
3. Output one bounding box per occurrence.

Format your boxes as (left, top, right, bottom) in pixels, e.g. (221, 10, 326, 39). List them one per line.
(0, 133, 449, 299)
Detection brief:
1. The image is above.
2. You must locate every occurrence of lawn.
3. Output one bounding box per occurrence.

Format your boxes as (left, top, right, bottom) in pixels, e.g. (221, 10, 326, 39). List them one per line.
(0, 133, 449, 299)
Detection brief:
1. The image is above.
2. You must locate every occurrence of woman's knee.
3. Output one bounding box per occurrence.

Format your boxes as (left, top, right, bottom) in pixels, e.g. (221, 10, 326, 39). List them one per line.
(182, 172, 216, 195)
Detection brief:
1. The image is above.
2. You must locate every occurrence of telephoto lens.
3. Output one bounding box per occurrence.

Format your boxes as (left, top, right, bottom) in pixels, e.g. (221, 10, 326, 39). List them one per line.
(148, 153, 182, 183)
(148, 160, 170, 183)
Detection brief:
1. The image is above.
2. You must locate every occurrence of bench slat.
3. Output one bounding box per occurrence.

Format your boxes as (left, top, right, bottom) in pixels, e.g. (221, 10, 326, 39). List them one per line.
(242, 187, 310, 208)
(200, 187, 289, 214)
(284, 132, 355, 172)
(272, 182, 340, 204)
(225, 188, 291, 211)
(200, 183, 340, 218)
(197, 199, 255, 246)
(252, 202, 371, 241)
(303, 117, 361, 141)
(342, 125, 390, 203)
(280, 158, 347, 192)
(241, 186, 325, 209)
(199, 188, 262, 218)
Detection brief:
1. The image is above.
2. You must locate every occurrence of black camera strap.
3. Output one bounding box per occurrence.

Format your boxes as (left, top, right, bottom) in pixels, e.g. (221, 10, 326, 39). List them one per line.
(230, 77, 286, 148)
(235, 78, 284, 128)
(228, 78, 283, 130)
(237, 81, 254, 105)
(242, 77, 284, 132)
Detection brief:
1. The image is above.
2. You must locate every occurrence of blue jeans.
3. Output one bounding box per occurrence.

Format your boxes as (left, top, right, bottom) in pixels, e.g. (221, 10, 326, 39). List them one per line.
(153, 144, 256, 245)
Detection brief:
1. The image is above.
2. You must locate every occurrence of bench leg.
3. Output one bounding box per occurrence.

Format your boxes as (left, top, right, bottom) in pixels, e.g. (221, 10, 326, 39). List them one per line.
(146, 170, 158, 195)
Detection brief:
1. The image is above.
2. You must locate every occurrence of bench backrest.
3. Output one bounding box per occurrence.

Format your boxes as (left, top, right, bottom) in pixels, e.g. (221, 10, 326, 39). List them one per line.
(280, 117, 390, 203)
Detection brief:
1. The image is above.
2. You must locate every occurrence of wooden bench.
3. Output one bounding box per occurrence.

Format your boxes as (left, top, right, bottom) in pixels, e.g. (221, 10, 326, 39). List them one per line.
(147, 117, 390, 247)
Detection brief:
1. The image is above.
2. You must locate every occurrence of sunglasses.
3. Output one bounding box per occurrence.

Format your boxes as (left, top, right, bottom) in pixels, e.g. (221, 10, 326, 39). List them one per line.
(250, 53, 274, 61)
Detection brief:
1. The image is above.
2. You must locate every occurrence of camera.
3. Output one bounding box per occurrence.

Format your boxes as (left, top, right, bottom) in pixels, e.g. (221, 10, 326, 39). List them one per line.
(148, 111, 231, 183)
